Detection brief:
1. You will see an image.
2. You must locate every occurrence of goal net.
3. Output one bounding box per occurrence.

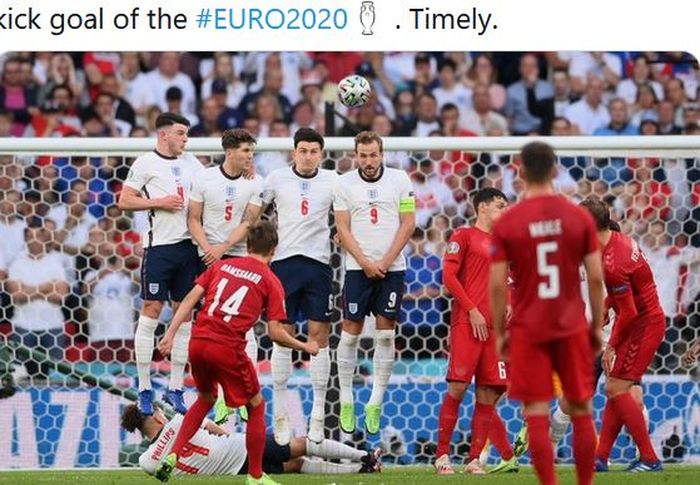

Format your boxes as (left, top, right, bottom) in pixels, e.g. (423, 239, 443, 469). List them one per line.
(0, 136, 698, 469)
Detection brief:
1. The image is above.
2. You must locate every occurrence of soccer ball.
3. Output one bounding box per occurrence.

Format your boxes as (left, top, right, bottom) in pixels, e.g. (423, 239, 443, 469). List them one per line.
(337, 74, 371, 108)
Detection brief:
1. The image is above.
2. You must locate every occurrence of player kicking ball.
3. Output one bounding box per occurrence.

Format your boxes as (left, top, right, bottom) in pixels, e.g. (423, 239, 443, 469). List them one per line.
(154, 222, 319, 485)
(122, 404, 381, 479)
(434, 188, 517, 475)
(334, 131, 416, 436)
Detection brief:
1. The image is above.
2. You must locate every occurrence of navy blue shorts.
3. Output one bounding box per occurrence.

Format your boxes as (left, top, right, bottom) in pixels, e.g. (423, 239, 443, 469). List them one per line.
(342, 270, 405, 321)
(271, 256, 334, 323)
(238, 434, 291, 475)
(140, 240, 199, 302)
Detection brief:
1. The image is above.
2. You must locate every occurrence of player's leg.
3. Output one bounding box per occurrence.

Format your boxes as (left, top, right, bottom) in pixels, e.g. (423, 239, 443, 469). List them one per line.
(554, 330, 596, 485)
(163, 242, 200, 414)
(630, 383, 649, 429)
(337, 271, 372, 434)
(135, 298, 163, 415)
(287, 436, 382, 473)
(365, 271, 403, 435)
(214, 328, 258, 425)
(271, 322, 295, 445)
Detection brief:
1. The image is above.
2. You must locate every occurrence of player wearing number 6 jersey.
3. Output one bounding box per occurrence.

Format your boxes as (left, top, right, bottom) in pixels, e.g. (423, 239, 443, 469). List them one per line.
(155, 222, 319, 485)
(334, 131, 416, 436)
(490, 142, 605, 485)
(247, 128, 340, 445)
(434, 188, 516, 476)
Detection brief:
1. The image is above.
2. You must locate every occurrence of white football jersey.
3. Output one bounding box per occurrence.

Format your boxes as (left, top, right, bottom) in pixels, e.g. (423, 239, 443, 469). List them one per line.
(140, 415, 247, 477)
(123, 151, 204, 247)
(334, 167, 415, 272)
(257, 166, 339, 264)
(190, 166, 264, 257)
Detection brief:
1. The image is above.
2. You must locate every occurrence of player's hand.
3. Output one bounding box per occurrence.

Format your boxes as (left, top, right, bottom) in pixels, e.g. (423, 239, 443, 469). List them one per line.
(590, 326, 603, 354)
(159, 194, 185, 212)
(469, 309, 488, 341)
(203, 243, 229, 266)
(361, 259, 386, 279)
(682, 341, 700, 366)
(243, 162, 256, 180)
(304, 341, 320, 356)
(495, 332, 509, 361)
(602, 346, 615, 375)
(505, 305, 513, 323)
(157, 334, 175, 357)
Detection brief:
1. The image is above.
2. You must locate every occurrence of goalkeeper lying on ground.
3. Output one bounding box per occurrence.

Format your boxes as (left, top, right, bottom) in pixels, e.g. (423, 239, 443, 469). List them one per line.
(121, 404, 382, 478)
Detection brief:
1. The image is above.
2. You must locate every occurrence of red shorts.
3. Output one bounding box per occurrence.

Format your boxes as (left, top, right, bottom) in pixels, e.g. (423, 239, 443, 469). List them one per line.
(611, 317, 665, 381)
(188, 337, 260, 407)
(509, 328, 593, 403)
(446, 323, 507, 388)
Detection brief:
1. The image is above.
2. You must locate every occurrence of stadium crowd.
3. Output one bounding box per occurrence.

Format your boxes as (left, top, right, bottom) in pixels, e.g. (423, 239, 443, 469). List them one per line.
(0, 51, 698, 379)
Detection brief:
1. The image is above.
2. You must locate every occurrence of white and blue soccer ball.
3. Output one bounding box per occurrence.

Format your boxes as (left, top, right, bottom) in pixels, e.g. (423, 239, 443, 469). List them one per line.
(337, 74, 371, 108)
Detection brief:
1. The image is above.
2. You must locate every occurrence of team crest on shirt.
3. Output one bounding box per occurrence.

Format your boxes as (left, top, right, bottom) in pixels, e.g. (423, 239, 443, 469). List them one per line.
(348, 303, 358, 314)
(447, 241, 460, 254)
(300, 181, 310, 195)
(225, 185, 237, 201)
(367, 189, 378, 200)
(149, 283, 160, 295)
(171, 166, 181, 177)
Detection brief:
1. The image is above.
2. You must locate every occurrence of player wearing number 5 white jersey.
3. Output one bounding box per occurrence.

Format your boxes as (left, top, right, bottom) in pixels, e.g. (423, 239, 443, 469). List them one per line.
(248, 128, 340, 445)
(118, 112, 204, 416)
(334, 131, 416, 436)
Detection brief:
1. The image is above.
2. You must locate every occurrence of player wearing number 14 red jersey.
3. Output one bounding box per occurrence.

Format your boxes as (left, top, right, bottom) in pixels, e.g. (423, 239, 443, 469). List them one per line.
(155, 222, 319, 485)
(434, 188, 515, 475)
(490, 142, 605, 485)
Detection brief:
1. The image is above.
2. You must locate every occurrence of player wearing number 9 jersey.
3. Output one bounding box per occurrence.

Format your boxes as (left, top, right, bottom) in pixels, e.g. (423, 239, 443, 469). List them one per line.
(489, 142, 605, 485)
(334, 131, 416, 436)
(155, 222, 319, 485)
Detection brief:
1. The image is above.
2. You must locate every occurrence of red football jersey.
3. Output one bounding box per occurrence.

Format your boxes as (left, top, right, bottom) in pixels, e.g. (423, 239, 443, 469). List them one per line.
(491, 194, 599, 341)
(443, 226, 493, 325)
(193, 257, 287, 349)
(603, 231, 664, 320)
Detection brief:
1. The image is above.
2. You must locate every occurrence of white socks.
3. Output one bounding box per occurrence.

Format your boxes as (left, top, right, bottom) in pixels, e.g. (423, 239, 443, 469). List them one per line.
(550, 405, 571, 445)
(300, 457, 361, 474)
(271, 343, 292, 417)
(135, 315, 158, 391)
(368, 329, 395, 407)
(337, 331, 359, 404)
(306, 438, 366, 461)
(169, 321, 191, 390)
(245, 328, 258, 363)
(310, 346, 330, 422)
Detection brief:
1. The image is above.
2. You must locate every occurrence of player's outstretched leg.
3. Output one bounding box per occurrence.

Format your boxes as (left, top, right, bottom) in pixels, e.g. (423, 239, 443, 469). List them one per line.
(365, 328, 395, 435)
(337, 329, 360, 433)
(163, 321, 191, 414)
(308, 345, 330, 442)
(245, 395, 280, 485)
(271, 342, 293, 444)
(216, 329, 258, 425)
(135, 314, 159, 415)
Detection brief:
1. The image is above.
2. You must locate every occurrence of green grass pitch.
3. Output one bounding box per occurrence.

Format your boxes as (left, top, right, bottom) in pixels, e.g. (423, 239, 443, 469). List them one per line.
(1, 465, 699, 485)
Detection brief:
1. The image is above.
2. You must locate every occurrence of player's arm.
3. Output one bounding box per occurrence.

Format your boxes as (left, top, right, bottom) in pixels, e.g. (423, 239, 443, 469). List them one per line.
(583, 250, 606, 348)
(335, 209, 384, 279)
(224, 203, 263, 248)
(489, 260, 509, 358)
(683, 338, 700, 366)
(269, 320, 318, 354)
(606, 277, 639, 350)
(378, 211, 416, 272)
(157, 284, 205, 356)
(187, 199, 212, 255)
(202, 419, 229, 436)
(443, 238, 487, 340)
(117, 185, 183, 212)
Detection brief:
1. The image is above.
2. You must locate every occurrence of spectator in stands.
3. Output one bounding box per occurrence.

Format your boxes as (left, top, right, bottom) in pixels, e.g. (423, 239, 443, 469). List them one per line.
(290, 99, 319, 134)
(593, 97, 638, 135)
(568, 51, 622, 95)
(99, 75, 137, 129)
(0, 57, 39, 136)
(189, 97, 223, 138)
(312, 52, 363, 83)
(564, 75, 610, 135)
(83, 52, 120, 101)
(38, 53, 84, 106)
(682, 104, 699, 132)
(464, 53, 506, 111)
(665, 78, 688, 127)
(92, 92, 132, 137)
(164, 86, 197, 127)
(461, 83, 509, 136)
(504, 53, 553, 135)
(630, 84, 660, 127)
(616, 55, 664, 105)
(410, 154, 457, 228)
(118, 52, 156, 124)
(0, 109, 13, 137)
(143, 52, 197, 120)
(6, 218, 69, 380)
(393, 88, 417, 136)
(432, 58, 472, 117)
(239, 67, 292, 123)
(372, 113, 410, 170)
(657, 100, 683, 134)
(640, 119, 661, 136)
(46, 84, 82, 131)
(24, 100, 81, 138)
(0, 190, 25, 268)
(85, 255, 137, 363)
(209, 79, 241, 130)
(200, 52, 247, 110)
(51, 179, 99, 257)
(252, 93, 283, 137)
(524, 68, 577, 135)
(242, 116, 260, 137)
(410, 93, 441, 137)
(401, 52, 438, 98)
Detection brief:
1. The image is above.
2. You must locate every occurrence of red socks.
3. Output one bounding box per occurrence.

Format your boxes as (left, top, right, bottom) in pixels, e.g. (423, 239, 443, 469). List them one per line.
(526, 415, 557, 485)
(171, 397, 212, 457)
(469, 403, 493, 461)
(611, 393, 657, 462)
(245, 399, 267, 479)
(596, 397, 623, 461)
(571, 415, 596, 485)
(487, 406, 514, 460)
(436, 393, 461, 457)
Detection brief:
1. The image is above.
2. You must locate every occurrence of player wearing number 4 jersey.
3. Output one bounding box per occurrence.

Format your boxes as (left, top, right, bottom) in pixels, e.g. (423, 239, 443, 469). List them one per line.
(434, 188, 516, 476)
(155, 222, 319, 485)
(490, 142, 605, 485)
(117, 112, 205, 416)
(334, 131, 416, 436)
(246, 128, 339, 445)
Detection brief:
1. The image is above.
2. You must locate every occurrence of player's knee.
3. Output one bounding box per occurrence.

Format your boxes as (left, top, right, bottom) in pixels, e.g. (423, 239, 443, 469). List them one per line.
(375, 329, 394, 347)
(605, 378, 630, 398)
(199, 392, 217, 404)
(248, 393, 265, 409)
(475, 386, 502, 405)
(342, 320, 363, 335)
(308, 323, 329, 348)
(141, 300, 163, 319)
(448, 382, 468, 400)
(566, 399, 592, 416)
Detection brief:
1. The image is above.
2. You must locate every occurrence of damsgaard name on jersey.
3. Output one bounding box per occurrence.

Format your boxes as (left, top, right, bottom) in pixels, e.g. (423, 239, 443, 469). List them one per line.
(220, 264, 262, 284)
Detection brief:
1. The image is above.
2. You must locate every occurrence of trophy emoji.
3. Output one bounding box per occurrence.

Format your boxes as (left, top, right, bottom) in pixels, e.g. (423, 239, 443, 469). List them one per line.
(360, 1, 375, 35)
